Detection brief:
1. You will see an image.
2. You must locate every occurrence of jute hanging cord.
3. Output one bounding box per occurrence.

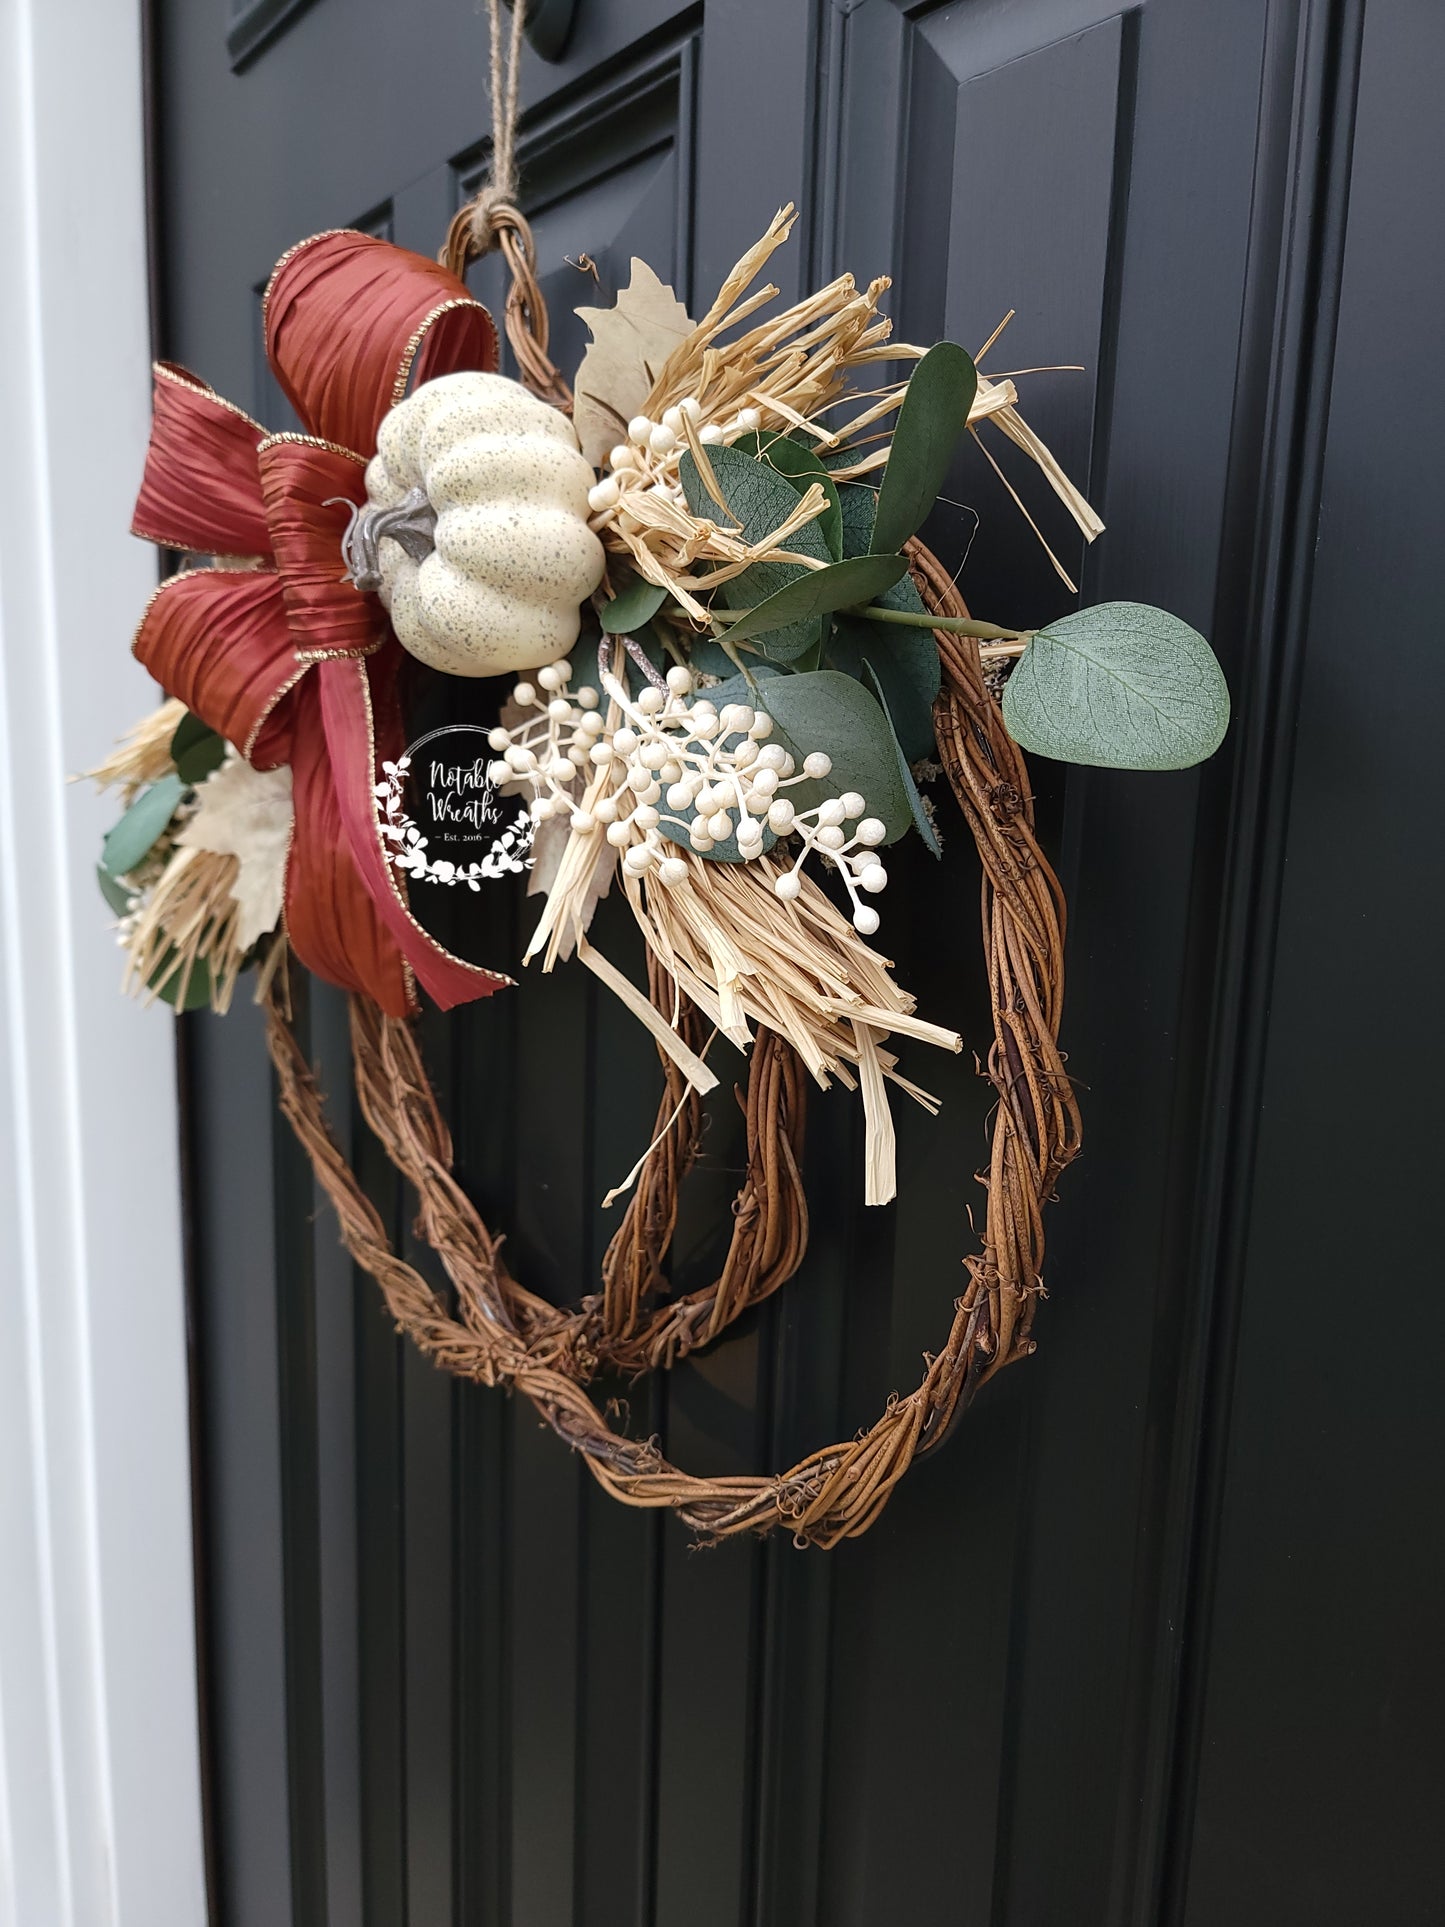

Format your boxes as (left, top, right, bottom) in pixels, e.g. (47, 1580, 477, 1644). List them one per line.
(440, 0, 572, 410)
(262, 545, 1082, 1547)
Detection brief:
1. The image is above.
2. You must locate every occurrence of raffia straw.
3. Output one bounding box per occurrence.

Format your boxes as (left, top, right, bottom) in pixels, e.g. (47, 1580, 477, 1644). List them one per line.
(588, 207, 1105, 607)
(576, 935, 719, 1094)
(852, 1022, 896, 1206)
(516, 649, 961, 1194)
(123, 844, 250, 1013)
(528, 721, 960, 1197)
(86, 698, 185, 799)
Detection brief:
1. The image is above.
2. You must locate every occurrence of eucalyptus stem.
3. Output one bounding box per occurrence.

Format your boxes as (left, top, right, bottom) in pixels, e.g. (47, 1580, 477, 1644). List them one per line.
(856, 604, 1032, 644)
(713, 603, 1033, 646)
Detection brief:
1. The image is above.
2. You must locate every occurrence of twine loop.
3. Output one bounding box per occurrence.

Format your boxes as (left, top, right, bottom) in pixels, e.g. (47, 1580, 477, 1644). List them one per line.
(438, 0, 572, 412)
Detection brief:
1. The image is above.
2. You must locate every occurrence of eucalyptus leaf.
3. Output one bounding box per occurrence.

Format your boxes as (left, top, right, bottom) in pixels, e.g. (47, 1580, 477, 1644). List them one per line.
(791, 632, 826, 675)
(101, 773, 185, 878)
(837, 479, 879, 558)
(96, 863, 137, 917)
(870, 341, 977, 554)
(835, 479, 935, 616)
(681, 636, 746, 683)
(685, 645, 788, 687)
(680, 445, 834, 660)
(170, 710, 226, 785)
(716, 554, 908, 646)
(150, 951, 214, 1012)
(828, 615, 940, 761)
(733, 431, 842, 559)
(863, 662, 942, 856)
(1001, 601, 1230, 770)
(600, 576, 670, 634)
(756, 671, 913, 844)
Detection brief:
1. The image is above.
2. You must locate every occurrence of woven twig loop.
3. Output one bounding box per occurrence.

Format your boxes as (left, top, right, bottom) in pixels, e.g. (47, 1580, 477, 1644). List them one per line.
(263, 542, 1082, 1545)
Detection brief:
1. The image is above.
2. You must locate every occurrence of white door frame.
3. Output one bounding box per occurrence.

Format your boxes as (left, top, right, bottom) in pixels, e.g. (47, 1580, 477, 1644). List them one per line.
(0, 2, 208, 1922)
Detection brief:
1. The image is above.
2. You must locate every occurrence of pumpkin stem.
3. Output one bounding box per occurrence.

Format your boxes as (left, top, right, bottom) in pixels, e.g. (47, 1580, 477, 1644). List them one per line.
(337, 487, 438, 592)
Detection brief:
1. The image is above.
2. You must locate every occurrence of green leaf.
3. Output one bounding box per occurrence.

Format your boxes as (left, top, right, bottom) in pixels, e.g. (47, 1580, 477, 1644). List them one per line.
(733, 432, 843, 559)
(716, 554, 908, 647)
(1001, 601, 1230, 770)
(756, 670, 913, 844)
(169, 710, 226, 785)
(837, 480, 879, 558)
(680, 445, 834, 660)
(96, 863, 137, 917)
(827, 615, 940, 761)
(870, 341, 977, 555)
(150, 951, 214, 1012)
(600, 576, 670, 634)
(862, 662, 941, 856)
(101, 773, 185, 878)
(822, 482, 942, 756)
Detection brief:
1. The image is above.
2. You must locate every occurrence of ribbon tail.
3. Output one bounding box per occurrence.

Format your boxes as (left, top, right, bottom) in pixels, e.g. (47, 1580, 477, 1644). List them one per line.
(284, 678, 412, 1017)
(316, 655, 513, 1009)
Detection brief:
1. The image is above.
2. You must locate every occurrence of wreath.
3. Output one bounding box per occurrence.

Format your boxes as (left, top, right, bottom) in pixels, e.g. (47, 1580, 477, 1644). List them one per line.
(90, 6, 1226, 1546)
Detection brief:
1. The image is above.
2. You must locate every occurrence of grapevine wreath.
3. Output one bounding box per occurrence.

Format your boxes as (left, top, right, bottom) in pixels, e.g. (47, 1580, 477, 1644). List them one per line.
(93, 14, 1227, 1548)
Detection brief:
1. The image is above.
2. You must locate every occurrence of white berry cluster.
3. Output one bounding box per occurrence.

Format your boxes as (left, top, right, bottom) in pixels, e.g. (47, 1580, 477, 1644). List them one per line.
(586, 396, 764, 520)
(487, 658, 891, 936)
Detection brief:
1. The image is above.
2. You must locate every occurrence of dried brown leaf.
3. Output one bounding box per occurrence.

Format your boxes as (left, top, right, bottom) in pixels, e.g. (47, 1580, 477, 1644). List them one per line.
(573, 260, 694, 467)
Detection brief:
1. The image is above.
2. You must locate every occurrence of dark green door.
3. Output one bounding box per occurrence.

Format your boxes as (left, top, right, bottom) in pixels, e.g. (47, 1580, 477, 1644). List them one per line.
(159, 2, 1445, 1922)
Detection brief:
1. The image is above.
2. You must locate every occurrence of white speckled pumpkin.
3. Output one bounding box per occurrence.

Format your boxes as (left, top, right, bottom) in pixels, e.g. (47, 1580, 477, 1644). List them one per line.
(360, 371, 605, 677)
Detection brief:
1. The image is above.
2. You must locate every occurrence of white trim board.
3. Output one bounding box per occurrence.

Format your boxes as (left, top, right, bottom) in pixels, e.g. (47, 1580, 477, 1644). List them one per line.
(0, 3, 207, 1923)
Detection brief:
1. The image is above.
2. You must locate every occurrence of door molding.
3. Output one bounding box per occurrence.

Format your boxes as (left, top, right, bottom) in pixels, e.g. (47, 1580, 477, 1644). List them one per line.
(0, 1, 206, 1922)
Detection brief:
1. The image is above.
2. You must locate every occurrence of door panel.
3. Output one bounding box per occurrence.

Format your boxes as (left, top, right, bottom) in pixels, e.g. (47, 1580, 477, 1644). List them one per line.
(153, 2, 1441, 1922)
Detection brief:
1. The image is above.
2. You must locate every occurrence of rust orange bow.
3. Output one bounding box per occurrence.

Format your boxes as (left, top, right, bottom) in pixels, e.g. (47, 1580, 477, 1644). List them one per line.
(131, 229, 510, 1016)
